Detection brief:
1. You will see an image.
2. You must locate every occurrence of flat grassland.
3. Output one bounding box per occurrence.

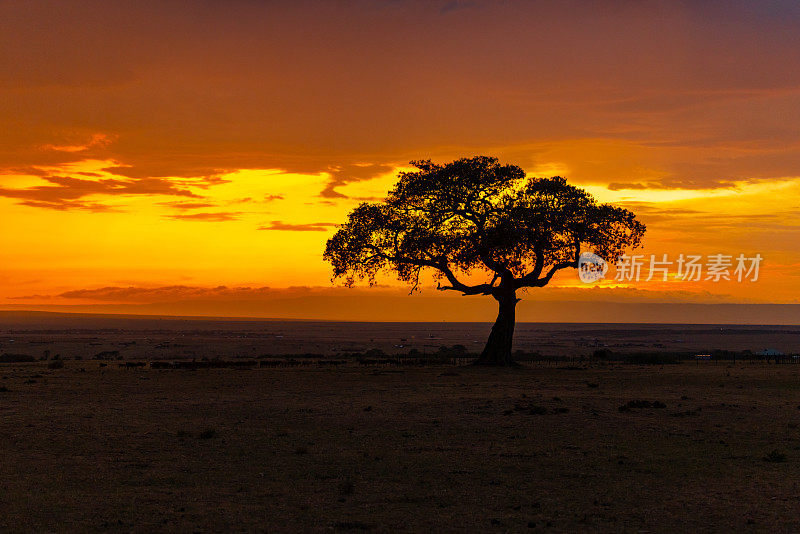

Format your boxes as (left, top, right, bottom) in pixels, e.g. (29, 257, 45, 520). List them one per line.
(1, 361, 799, 532)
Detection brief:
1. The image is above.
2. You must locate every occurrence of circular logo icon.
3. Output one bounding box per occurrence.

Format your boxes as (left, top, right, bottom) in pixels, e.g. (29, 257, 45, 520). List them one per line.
(578, 252, 608, 283)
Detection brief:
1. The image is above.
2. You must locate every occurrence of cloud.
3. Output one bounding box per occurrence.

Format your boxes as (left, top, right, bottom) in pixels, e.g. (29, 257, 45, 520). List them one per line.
(166, 212, 241, 222)
(264, 194, 284, 202)
(40, 133, 113, 153)
(440, 1, 476, 14)
(159, 201, 217, 210)
(13, 283, 756, 306)
(4, 1, 800, 194)
(17, 199, 120, 212)
(257, 220, 337, 232)
(55, 285, 276, 302)
(608, 179, 738, 191)
(320, 163, 395, 198)
(0, 173, 201, 211)
(21, 284, 401, 303)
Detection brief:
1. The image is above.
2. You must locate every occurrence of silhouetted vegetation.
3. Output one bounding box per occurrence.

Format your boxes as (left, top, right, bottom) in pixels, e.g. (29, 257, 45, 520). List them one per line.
(325, 156, 645, 365)
(619, 400, 667, 412)
(198, 429, 217, 440)
(763, 449, 787, 463)
(593, 348, 614, 360)
(0, 353, 35, 363)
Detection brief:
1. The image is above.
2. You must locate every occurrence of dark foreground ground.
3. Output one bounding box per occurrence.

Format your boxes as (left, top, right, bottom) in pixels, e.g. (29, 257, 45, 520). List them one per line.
(1, 362, 800, 533)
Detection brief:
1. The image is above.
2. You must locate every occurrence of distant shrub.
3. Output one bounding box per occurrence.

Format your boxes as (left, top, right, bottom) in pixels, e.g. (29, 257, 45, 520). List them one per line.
(619, 400, 667, 412)
(337, 479, 355, 495)
(365, 348, 386, 357)
(47, 360, 64, 369)
(333, 521, 374, 531)
(593, 349, 614, 360)
(198, 429, 216, 440)
(0, 353, 35, 363)
(763, 449, 787, 463)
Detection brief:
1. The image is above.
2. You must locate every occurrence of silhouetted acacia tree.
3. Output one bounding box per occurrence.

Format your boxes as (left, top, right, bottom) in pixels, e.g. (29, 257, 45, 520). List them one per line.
(324, 156, 645, 365)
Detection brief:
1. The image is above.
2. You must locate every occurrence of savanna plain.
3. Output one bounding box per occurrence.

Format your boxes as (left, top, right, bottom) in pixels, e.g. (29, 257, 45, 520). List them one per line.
(1, 317, 800, 533)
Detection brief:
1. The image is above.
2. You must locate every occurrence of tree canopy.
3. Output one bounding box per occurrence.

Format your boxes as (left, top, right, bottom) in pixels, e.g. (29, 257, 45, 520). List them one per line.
(324, 156, 645, 365)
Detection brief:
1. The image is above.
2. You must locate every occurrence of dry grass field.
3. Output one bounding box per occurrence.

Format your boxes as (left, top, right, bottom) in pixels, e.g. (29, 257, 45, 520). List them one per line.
(2, 361, 800, 532)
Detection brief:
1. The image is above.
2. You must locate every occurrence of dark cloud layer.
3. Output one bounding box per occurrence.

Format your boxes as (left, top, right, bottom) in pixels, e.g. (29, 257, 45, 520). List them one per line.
(3, 0, 800, 199)
(0, 174, 200, 210)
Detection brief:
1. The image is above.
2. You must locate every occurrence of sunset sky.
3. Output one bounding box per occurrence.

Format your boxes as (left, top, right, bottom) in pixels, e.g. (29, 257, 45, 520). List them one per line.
(2, 0, 799, 320)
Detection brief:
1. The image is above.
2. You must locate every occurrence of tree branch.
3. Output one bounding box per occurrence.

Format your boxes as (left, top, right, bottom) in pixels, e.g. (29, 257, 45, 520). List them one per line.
(363, 244, 494, 296)
(516, 236, 580, 289)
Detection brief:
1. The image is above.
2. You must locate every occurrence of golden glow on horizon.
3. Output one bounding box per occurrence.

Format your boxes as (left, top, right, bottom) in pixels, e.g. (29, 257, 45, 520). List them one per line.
(1, 154, 799, 309)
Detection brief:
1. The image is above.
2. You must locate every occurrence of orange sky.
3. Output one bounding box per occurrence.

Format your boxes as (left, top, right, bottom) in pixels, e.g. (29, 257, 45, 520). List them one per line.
(1, 1, 799, 320)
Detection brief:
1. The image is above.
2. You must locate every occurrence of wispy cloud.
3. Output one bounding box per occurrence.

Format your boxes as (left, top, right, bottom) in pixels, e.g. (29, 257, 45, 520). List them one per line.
(40, 133, 113, 153)
(321, 163, 394, 199)
(166, 212, 242, 222)
(257, 220, 337, 232)
(0, 173, 201, 211)
(17, 199, 120, 212)
(159, 201, 217, 210)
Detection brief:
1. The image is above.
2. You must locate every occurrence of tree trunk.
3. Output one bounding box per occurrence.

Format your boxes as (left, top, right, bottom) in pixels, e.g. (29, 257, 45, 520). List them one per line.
(475, 292, 519, 366)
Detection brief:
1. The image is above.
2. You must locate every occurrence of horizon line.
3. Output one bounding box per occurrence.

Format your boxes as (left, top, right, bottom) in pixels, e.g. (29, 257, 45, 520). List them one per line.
(0, 308, 798, 327)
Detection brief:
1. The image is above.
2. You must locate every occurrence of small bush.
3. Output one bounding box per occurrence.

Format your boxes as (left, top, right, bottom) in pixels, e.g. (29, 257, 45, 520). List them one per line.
(594, 349, 614, 360)
(437, 344, 467, 355)
(337, 479, 355, 495)
(47, 360, 64, 369)
(0, 353, 35, 363)
(332, 521, 373, 531)
(513, 403, 548, 415)
(763, 450, 787, 463)
(198, 429, 216, 439)
(619, 400, 667, 412)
